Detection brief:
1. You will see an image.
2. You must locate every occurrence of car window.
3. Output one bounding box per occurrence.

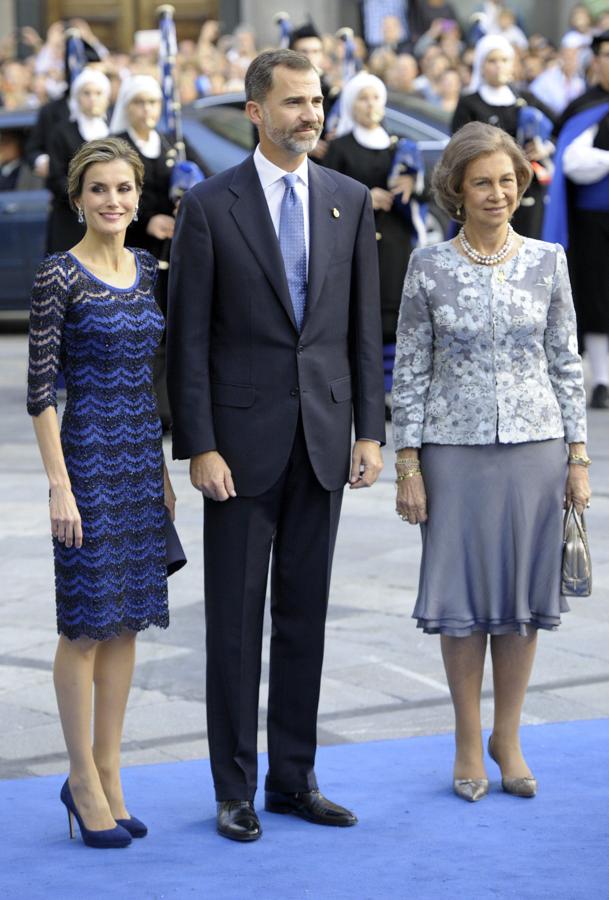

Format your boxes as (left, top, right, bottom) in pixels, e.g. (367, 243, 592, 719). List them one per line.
(383, 111, 447, 144)
(190, 104, 254, 151)
(386, 91, 451, 133)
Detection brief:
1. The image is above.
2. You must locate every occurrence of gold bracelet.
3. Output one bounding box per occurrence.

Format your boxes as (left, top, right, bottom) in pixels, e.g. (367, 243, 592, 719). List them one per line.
(568, 454, 591, 467)
(395, 460, 421, 469)
(396, 471, 421, 482)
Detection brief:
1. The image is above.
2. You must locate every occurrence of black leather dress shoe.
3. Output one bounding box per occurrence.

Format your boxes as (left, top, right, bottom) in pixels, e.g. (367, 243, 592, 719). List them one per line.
(264, 789, 357, 827)
(216, 800, 262, 842)
(590, 384, 609, 409)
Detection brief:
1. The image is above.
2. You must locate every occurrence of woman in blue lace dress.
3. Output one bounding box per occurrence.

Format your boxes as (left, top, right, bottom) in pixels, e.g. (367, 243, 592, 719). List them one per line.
(27, 137, 175, 848)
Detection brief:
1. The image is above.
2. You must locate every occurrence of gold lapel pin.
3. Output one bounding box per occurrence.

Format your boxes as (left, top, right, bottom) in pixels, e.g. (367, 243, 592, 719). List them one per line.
(332, 207, 340, 219)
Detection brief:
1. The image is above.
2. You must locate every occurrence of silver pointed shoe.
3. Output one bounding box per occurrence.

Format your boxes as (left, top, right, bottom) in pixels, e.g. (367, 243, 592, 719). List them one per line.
(487, 735, 537, 798)
(500, 775, 537, 798)
(453, 778, 489, 802)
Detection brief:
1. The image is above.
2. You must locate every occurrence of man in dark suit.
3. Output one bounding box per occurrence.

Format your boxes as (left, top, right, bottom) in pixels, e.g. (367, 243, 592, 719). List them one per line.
(167, 49, 385, 843)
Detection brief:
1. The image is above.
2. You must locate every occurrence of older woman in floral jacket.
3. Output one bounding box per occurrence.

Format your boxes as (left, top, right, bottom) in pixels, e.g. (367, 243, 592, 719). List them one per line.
(392, 122, 590, 803)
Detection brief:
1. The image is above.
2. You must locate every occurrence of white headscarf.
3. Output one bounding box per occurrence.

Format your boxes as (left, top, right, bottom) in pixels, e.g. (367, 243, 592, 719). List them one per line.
(335, 72, 391, 149)
(109, 75, 162, 135)
(69, 68, 111, 141)
(468, 34, 516, 106)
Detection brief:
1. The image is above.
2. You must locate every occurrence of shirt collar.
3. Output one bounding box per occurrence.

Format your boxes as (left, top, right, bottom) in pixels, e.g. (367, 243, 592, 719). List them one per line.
(253, 144, 309, 190)
(127, 127, 161, 159)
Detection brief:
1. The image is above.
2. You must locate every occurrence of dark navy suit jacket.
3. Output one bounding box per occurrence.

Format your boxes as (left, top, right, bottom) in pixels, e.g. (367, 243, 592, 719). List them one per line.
(166, 154, 385, 496)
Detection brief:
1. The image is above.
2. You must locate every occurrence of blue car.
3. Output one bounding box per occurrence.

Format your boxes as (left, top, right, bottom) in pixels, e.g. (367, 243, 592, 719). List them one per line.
(1, 93, 449, 315)
(0, 109, 49, 317)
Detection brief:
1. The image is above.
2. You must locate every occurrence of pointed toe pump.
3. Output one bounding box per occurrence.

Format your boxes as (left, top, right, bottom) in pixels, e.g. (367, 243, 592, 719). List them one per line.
(487, 736, 537, 798)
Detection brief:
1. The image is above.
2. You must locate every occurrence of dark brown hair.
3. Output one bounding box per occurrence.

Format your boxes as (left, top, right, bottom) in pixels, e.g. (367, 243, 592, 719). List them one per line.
(245, 49, 315, 103)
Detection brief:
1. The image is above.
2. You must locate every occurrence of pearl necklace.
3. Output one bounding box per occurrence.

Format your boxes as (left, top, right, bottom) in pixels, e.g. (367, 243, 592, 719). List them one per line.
(459, 224, 514, 266)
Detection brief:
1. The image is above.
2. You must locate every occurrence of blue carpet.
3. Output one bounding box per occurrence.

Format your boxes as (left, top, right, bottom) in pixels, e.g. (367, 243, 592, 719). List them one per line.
(2, 720, 609, 900)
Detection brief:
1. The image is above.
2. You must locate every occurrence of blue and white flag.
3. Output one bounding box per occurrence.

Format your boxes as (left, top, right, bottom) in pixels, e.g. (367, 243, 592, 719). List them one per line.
(65, 29, 87, 86)
(158, 7, 178, 138)
(273, 12, 292, 49)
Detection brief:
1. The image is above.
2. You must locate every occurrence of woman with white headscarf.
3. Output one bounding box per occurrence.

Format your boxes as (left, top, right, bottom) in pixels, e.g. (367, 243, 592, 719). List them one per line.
(47, 67, 111, 252)
(324, 72, 425, 414)
(110, 74, 207, 430)
(451, 35, 556, 237)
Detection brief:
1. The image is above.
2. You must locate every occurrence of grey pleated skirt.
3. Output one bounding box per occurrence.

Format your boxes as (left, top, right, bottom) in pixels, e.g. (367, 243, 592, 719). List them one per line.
(413, 440, 569, 637)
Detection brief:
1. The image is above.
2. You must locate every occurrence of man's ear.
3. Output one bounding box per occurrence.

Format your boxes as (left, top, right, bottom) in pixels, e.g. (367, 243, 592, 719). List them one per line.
(245, 99, 263, 127)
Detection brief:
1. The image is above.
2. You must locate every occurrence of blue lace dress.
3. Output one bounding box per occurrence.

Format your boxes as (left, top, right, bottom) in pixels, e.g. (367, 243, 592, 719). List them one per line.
(27, 249, 170, 640)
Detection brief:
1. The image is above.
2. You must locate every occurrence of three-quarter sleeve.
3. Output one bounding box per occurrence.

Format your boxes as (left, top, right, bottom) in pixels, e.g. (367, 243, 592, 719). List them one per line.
(391, 250, 434, 449)
(544, 245, 587, 443)
(27, 254, 68, 417)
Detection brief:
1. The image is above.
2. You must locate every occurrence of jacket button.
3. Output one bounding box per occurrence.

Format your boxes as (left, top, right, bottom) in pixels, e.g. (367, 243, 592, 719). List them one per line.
(289, 388, 299, 398)
(297, 344, 304, 354)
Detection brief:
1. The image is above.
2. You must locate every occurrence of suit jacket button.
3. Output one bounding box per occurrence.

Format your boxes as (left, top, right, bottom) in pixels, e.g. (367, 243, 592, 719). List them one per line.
(290, 388, 299, 398)
(297, 345, 304, 354)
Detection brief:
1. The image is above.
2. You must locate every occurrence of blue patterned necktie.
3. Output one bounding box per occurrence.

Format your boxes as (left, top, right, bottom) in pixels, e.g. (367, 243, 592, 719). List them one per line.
(278, 173, 307, 331)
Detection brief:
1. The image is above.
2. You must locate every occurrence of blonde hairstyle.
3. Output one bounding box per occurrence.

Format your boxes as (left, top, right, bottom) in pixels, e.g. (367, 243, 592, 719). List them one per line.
(432, 122, 533, 223)
(67, 137, 145, 212)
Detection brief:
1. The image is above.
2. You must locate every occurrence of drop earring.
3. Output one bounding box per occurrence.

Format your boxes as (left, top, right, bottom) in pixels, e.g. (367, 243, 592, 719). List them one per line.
(77, 207, 84, 224)
(456, 205, 462, 218)
(133, 205, 139, 222)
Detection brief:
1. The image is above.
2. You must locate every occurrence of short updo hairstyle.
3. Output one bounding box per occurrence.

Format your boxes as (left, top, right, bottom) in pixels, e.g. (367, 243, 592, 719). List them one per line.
(67, 137, 145, 212)
(432, 122, 533, 223)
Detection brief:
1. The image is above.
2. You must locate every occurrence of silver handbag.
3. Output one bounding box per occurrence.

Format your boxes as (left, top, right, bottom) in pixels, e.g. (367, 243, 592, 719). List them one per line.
(561, 505, 592, 597)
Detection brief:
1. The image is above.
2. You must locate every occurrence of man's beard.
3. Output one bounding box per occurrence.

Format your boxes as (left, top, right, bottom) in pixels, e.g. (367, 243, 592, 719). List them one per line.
(262, 110, 322, 153)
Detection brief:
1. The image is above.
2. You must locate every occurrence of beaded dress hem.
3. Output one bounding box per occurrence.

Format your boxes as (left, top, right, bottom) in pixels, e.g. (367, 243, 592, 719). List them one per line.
(58, 613, 170, 642)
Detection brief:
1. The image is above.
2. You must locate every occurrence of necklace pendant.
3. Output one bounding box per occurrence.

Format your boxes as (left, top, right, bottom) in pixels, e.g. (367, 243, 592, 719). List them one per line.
(496, 269, 505, 283)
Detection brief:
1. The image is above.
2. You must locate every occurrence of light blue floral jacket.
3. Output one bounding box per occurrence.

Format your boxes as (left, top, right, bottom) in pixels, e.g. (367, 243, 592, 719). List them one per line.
(392, 239, 587, 449)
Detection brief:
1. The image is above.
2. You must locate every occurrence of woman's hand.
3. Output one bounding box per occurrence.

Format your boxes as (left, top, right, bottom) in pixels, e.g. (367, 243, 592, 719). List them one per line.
(396, 474, 428, 525)
(163, 467, 177, 521)
(389, 174, 415, 204)
(146, 214, 175, 240)
(523, 138, 553, 162)
(565, 465, 591, 515)
(370, 187, 394, 212)
(50, 485, 82, 548)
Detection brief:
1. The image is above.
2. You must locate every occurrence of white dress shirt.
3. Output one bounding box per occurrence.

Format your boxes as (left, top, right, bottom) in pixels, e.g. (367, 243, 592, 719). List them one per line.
(253, 144, 310, 270)
(562, 124, 609, 184)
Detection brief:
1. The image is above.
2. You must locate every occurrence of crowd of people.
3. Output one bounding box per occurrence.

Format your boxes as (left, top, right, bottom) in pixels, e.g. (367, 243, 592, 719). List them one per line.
(2, 5, 609, 116)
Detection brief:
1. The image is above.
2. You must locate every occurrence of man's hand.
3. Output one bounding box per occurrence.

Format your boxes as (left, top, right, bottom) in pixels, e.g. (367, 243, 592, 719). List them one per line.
(349, 440, 383, 489)
(190, 451, 236, 501)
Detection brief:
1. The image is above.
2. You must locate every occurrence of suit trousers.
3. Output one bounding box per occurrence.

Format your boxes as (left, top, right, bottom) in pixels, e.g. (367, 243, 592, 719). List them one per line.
(203, 416, 343, 801)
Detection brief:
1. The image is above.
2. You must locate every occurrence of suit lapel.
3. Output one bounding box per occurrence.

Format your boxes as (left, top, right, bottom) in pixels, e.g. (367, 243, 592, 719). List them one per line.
(229, 157, 297, 331)
(304, 161, 338, 324)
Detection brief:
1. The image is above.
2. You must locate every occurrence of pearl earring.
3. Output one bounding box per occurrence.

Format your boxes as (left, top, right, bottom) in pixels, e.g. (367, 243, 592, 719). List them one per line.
(77, 207, 84, 224)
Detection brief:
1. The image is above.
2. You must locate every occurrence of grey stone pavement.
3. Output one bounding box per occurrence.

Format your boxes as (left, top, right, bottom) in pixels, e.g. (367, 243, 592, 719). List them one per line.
(1, 333, 608, 781)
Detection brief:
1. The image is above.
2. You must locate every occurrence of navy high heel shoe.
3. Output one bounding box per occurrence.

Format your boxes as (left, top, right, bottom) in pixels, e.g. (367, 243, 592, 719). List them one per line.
(60, 779, 132, 848)
(115, 815, 148, 838)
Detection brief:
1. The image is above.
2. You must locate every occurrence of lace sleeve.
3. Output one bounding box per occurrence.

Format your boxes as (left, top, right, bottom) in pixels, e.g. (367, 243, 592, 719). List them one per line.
(544, 244, 587, 443)
(27, 254, 69, 417)
(391, 250, 434, 450)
